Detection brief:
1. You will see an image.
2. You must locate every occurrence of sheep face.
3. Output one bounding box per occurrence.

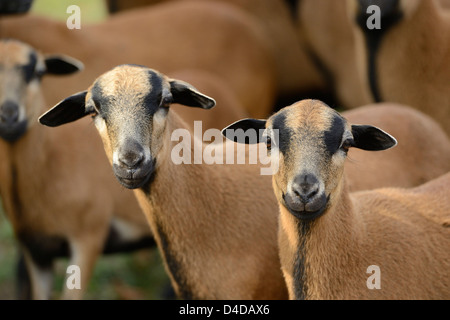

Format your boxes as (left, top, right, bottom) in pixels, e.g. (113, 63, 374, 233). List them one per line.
(0, 39, 82, 143)
(0, 40, 44, 142)
(223, 99, 397, 221)
(39, 65, 215, 189)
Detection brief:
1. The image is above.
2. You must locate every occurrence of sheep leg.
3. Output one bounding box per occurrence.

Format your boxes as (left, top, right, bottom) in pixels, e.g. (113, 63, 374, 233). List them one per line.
(16, 252, 31, 299)
(61, 235, 105, 300)
(21, 246, 54, 300)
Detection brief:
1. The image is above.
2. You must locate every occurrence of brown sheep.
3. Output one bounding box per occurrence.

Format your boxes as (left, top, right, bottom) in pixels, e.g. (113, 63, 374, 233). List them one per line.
(225, 99, 450, 299)
(0, 0, 277, 118)
(41, 65, 450, 299)
(0, 40, 155, 300)
(297, 0, 376, 108)
(349, 0, 450, 136)
(298, 0, 450, 115)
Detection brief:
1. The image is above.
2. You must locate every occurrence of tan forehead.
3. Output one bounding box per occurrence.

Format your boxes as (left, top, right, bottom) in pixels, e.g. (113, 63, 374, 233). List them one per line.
(0, 41, 37, 66)
(97, 65, 153, 98)
(271, 99, 338, 132)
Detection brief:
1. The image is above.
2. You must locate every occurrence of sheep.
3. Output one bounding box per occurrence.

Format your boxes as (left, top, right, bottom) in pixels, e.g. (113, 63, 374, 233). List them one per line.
(0, 39, 156, 300)
(39, 64, 288, 300)
(348, 0, 450, 136)
(0, 0, 277, 118)
(39, 65, 450, 299)
(224, 99, 450, 299)
(296, 0, 378, 108)
(297, 0, 450, 112)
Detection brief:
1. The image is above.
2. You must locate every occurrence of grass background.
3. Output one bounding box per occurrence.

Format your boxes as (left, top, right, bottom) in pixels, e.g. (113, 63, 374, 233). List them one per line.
(32, 0, 108, 23)
(0, 0, 172, 300)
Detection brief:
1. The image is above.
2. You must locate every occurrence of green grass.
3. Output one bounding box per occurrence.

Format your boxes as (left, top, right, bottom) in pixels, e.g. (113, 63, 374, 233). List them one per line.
(0, 204, 19, 300)
(0, 199, 172, 300)
(31, 0, 108, 23)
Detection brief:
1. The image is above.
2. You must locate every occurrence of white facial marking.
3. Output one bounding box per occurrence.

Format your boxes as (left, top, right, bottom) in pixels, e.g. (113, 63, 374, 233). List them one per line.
(94, 116, 107, 134)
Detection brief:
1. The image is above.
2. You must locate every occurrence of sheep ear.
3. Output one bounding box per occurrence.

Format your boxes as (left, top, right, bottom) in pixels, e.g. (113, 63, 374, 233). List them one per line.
(351, 125, 397, 151)
(44, 55, 84, 75)
(39, 91, 89, 127)
(221, 118, 267, 144)
(169, 79, 216, 109)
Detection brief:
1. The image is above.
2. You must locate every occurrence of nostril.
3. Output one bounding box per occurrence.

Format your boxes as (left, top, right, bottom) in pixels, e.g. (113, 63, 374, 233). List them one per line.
(292, 174, 320, 203)
(119, 151, 144, 169)
(293, 186, 319, 203)
(306, 185, 319, 199)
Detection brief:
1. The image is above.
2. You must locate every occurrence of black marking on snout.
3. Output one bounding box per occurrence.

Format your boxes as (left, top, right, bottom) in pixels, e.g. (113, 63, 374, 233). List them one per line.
(356, 0, 403, 102)
(323, 114, 345, 155)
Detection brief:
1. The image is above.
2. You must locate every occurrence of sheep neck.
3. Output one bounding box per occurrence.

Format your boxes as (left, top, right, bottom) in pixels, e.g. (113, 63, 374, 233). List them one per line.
(280, 178, 366, 300)
(141, 111, 218, 299)
(0, 98, 50, 232)
(132, 110, 285, 300)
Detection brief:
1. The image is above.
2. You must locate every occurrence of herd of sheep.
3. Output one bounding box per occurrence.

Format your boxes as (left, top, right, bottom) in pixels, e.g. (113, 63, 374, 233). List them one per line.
(0, 0, 449, 300)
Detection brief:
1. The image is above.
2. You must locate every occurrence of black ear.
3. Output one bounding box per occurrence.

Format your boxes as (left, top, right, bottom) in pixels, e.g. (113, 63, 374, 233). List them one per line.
(38, 91, 88, 127)
(221, 118, 267, 144)
(169, 79, 216, 109)
(44, 55, 84, 75)
(351, 125, 397, 151)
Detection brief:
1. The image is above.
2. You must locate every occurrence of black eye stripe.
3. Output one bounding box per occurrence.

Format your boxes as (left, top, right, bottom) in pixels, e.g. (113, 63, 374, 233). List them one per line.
(271, 113, 291, 155)
(323, 115, 345, 155)
(91, 82, 111, 117)
(144, 70, 163, 115)
(22, 52, 38, 83)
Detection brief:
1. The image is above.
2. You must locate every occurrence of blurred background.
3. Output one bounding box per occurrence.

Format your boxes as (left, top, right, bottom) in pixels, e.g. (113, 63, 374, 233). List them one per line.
(31, 0, 108, 23)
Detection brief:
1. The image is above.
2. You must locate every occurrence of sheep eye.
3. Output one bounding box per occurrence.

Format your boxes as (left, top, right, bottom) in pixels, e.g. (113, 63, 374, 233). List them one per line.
(90, 110, 99, 119)
(160, 94, 173, 107)
(340, 139, 353, 153)
(88, 100, 101, 118)
(265, 136, 272, 151)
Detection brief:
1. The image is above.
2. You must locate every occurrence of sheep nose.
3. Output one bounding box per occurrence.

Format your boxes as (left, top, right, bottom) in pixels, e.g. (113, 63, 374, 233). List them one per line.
(0, 101, 19, 124)
(291, 174, 320, 204)
(118, 140, 145, 169)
